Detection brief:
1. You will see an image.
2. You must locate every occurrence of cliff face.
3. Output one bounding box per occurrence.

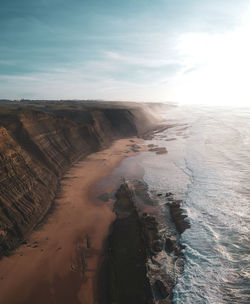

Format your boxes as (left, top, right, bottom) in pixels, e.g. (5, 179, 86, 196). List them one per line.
(0, 107, 140, 257)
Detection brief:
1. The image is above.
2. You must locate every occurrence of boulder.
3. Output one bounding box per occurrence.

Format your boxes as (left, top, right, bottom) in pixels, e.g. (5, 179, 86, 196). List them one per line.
(153, 240, 163, 252)
(165, 237, 176, 252)
(153, 280, 169, 299)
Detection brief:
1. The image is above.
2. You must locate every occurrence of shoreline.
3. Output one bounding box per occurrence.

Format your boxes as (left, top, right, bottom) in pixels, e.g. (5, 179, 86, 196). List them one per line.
(0, 137, 144, 304)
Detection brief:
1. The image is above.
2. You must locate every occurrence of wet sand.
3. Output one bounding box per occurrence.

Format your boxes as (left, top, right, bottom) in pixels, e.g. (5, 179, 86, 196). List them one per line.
(0, 137, 144, 304)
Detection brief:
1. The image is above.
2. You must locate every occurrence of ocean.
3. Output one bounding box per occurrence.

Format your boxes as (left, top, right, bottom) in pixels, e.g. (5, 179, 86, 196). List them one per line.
(139, 105, 250, 303)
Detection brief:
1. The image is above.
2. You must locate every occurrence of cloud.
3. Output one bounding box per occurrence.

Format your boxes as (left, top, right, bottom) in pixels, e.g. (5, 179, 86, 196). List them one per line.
(104, 51, 180, 69)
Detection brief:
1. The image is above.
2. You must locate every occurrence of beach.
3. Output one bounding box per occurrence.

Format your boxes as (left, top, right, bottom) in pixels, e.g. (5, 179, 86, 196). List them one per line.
(0, 137, 144, 304)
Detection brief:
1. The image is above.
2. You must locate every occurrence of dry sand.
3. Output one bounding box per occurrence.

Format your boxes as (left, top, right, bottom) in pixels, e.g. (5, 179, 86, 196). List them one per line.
(0, 137, 144, 304)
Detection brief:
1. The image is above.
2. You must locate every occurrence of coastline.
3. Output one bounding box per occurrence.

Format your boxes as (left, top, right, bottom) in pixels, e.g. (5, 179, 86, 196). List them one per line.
(0, 137, 144, 304)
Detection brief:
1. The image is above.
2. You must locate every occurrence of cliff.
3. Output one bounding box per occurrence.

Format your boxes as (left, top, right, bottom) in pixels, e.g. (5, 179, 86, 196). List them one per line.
(0, 106, 150, 258)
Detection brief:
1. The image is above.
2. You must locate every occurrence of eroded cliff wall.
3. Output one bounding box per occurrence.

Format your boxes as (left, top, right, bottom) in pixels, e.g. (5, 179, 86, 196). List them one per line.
(0, 107, 140, 257)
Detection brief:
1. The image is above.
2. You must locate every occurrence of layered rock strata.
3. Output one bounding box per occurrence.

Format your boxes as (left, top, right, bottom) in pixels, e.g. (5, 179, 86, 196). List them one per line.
(0, 107, 145, 258)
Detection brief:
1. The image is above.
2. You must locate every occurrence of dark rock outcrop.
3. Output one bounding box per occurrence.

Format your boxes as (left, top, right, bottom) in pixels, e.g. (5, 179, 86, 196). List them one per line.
(99, 179, 191, 304)
(167, 200, 190, 234)
(165, 237, 176, 253)
(153, 280, 169, 300)
(99, 183, 153, 304)
(148, 146, 168, 154)
(141, 215, 161, 256)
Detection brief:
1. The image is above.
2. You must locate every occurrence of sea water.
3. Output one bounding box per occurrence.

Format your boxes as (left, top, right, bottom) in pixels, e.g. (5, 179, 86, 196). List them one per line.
(139, 105, 250, 304)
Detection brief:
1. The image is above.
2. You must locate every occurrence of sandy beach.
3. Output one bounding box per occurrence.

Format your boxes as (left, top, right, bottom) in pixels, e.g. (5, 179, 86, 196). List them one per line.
(0, 137, 144, 304)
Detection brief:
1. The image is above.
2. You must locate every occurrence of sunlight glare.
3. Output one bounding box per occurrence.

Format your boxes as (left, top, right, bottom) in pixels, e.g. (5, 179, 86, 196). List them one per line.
(174, 10, 250, 107)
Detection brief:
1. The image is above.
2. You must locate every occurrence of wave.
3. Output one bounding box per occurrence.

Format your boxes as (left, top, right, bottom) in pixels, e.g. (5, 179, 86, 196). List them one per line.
(141, 106, 250, 303)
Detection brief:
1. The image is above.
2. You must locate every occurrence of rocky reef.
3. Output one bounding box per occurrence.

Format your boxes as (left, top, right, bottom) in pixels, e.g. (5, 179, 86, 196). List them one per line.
(100, 181, 190, 304)
(0, 104, 156, 258)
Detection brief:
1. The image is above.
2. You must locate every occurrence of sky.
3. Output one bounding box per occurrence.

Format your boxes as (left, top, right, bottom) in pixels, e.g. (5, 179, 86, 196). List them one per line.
(1, 0, 250, 106)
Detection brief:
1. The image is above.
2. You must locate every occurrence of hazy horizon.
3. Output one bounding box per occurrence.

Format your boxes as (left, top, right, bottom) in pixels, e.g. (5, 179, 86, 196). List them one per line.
(1, 0, 250, 107)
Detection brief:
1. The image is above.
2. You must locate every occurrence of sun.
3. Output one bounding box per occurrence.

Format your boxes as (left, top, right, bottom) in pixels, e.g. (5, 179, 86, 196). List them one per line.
(174, 11, 250, 108)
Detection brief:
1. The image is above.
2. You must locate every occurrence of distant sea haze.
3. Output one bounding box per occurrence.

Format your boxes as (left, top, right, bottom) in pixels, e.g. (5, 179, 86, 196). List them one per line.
(140, 105, 250, 304)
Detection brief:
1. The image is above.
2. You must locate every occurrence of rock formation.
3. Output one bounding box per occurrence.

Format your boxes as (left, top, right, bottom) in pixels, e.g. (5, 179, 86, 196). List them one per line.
(0, 105, 152, 258)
